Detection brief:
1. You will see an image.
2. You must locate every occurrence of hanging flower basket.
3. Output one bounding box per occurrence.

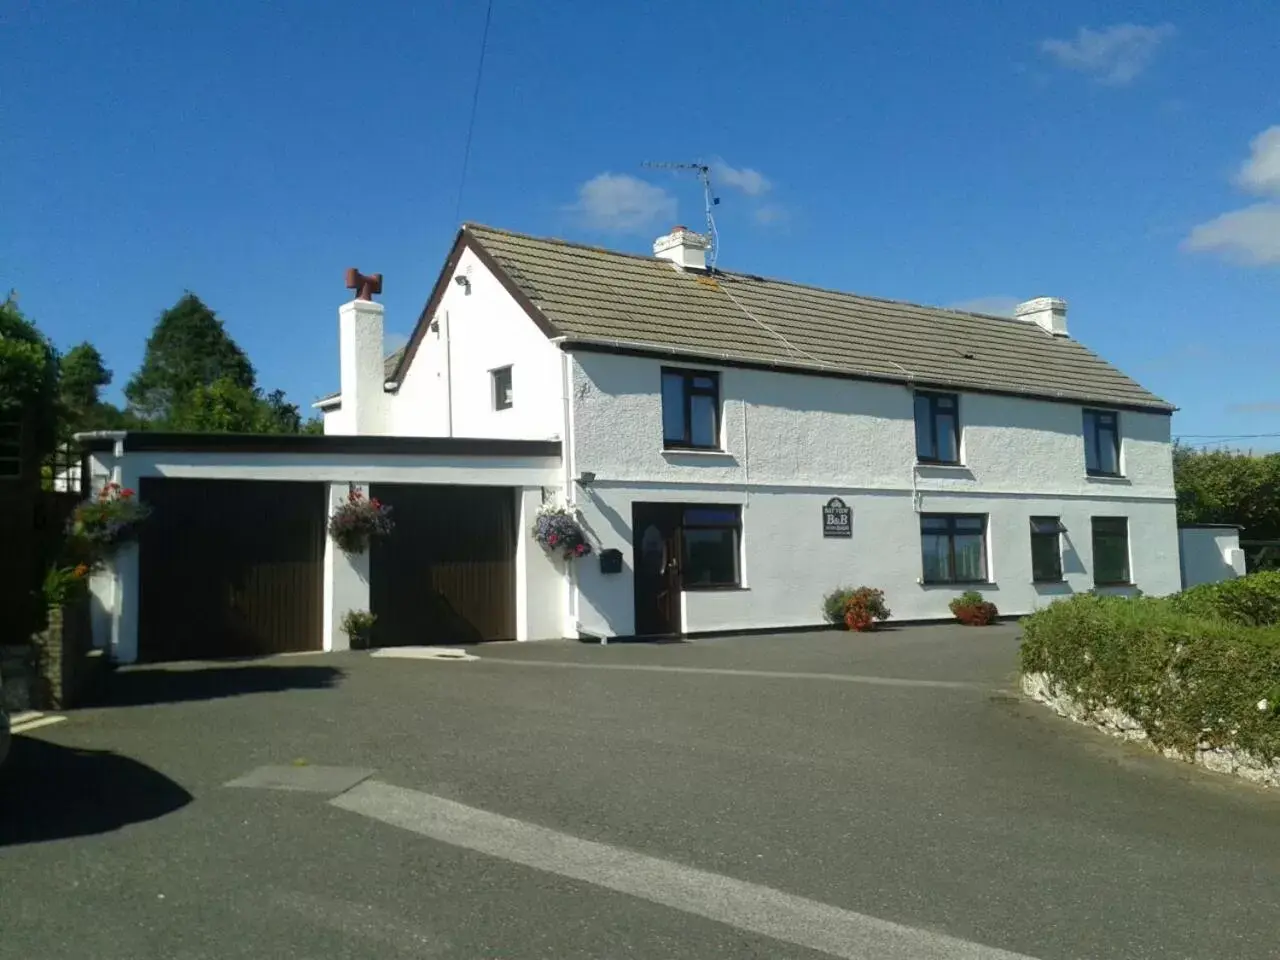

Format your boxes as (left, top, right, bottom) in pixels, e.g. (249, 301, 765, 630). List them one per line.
(532, 504, 592, 560)
(67, 482, 151, 560)
(328, 488, 394, 555)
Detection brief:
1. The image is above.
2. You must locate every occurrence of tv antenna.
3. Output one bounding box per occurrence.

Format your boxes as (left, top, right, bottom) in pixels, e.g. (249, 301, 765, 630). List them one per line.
(642, 160, 721, 269)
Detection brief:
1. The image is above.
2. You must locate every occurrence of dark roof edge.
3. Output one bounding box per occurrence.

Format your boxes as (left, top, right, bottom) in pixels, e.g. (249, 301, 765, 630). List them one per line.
(77, 432, 562, 459)
(558, 339, 1177, 416)
(387, 226, 562, 390)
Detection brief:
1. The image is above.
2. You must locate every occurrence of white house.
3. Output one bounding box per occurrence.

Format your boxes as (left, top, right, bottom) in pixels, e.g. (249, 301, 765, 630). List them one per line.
(83, 222, 1185, 662)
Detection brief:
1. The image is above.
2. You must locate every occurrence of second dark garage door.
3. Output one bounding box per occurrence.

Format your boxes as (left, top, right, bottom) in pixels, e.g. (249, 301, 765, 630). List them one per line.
(369, 484, 517, 646)
(137, 478, 326, 662)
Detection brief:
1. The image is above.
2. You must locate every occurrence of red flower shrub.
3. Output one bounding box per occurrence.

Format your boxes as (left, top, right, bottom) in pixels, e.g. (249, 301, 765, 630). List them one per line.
(829, 586, 891, 632)
(949, 591, 999, 626)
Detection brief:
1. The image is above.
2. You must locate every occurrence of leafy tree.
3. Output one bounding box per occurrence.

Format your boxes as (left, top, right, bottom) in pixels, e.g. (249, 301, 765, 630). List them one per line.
(1174, 445, 1280, 541)
(58, 342, 111, 417)
(167, 378, 303, 434)
(301, 416, 325, 435)
(0, 293, 59, 461)
(55, 341, 137, 435)
(125, 293, 255, 422)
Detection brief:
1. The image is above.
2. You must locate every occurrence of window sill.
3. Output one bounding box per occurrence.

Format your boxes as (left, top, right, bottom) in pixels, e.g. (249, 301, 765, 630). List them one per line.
(1094, 582, 1136, 588)
(683, 583, 747, 592)
(661, 447, 735, 459)
(1033, 579, 1070, 587)
(918, 580, 997, 588)
(1085, 473, 1129, 484)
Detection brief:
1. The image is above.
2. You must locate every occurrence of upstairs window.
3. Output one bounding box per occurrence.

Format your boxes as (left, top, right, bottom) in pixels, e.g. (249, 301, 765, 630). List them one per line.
(1083, 409, 1120, 476)
(662, 368, 720, 449)
(920, 514, 987, 584)
(1091, 517, 1131, 585)
(492, 366, 513, 411)
(914, 392, 960, 464)
(1030, 516, 1065, 582)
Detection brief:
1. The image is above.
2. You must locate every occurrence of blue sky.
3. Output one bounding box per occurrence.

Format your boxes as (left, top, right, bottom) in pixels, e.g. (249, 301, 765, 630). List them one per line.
(5, 1, 1279, 447)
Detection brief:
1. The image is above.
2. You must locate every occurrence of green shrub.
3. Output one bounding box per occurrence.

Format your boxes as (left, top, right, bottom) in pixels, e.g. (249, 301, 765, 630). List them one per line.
(341, 610, 377, 650)
(1020, 593, 1280, 761)
(820, 586, 893, 629)
(1170, 571, 1280, 627)
(822, 587, 857, 625)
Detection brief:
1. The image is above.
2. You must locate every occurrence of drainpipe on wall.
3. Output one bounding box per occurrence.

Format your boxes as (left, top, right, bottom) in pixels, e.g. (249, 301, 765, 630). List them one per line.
(442, 310, 454, 438)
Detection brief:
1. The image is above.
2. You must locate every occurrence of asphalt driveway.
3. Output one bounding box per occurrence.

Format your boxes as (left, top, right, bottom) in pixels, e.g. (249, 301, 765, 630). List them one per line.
(2, 624, 1278, 960)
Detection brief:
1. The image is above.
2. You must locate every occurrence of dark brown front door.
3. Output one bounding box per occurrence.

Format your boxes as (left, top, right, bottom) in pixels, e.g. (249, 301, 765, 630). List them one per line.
(632, 503, 682, 636)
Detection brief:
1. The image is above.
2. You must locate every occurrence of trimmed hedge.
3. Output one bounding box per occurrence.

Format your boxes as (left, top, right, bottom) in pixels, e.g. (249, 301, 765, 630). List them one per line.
(1169, 570, 1280, 627)
(1020, 590, 1280, 762)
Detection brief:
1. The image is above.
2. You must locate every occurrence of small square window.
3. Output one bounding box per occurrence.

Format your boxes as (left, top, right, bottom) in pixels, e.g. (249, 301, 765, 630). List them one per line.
(681, 504, 741, 587)
(492, 366, 513, 411)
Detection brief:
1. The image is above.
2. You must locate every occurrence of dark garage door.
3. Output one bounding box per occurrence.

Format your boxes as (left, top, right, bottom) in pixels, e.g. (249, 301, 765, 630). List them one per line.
(369, 484, 516, 646)
(138, 478, 325, 661)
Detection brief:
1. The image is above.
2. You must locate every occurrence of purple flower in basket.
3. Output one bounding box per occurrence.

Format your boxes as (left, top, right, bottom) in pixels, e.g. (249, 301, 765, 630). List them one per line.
(533, 506, 592, 560)
(328, 489, 394, 554)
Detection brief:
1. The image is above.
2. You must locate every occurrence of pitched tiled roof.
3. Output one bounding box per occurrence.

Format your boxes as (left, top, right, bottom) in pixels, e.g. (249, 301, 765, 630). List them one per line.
(462, 224, 1172, 412)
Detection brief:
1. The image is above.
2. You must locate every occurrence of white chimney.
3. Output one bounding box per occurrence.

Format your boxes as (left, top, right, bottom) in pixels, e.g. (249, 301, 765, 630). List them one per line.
(1015, 297, 1068, 337)
(653, 225, 709, 271)
(338, 297, 386, 434)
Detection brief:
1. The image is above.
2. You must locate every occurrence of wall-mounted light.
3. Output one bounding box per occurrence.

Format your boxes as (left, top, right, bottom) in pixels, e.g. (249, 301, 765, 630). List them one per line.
(453, 275, 471, 295)
(576, 471, 597, 486)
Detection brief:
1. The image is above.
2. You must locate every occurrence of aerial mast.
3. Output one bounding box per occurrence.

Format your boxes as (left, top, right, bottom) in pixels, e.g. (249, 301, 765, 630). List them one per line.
(642, 161, 721, 269)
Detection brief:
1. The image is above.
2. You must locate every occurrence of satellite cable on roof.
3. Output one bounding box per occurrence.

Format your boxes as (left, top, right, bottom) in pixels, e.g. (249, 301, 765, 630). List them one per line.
(642, 161, 721, 269)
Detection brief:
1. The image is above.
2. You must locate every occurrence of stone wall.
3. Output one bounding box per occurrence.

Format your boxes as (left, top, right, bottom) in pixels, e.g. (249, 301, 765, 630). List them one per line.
(1022, 672, 1280, 789)
(31, 597, 99, 709)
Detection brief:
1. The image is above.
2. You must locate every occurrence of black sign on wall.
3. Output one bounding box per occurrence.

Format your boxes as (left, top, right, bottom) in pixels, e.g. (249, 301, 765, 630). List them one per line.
(822, 497, 852, 538)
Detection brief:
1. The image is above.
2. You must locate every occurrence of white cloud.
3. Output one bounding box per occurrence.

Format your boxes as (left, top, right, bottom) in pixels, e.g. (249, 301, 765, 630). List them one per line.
(948, 296, 1020, 318)
(1226, 401, 1280, 414)
(1236, 126, 1280, 195)
(753, 204, 788, 225)
(1183, 203, 1280, 265)
(710, 159, 771, 197)
(1040, 23, 1175, 85)
(569, 173, 677, 233)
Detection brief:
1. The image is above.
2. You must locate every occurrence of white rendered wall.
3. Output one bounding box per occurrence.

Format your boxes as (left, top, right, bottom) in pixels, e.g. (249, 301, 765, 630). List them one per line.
(390, 246, 563, 441)
(322, 481, 369, 652)
(516, 487, 570, 640)
(1178, 527, 1246, 588)
(568, 352, 1180, 637)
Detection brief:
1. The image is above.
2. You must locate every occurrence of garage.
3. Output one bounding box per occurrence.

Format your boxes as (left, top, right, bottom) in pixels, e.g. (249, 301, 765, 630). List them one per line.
(137, 478, 326, 661)
(369, 484, 517, 646)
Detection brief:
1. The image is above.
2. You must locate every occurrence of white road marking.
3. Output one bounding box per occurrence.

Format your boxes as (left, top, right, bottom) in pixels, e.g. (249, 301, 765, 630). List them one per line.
(11, 715, 66, 733)
(472, 657, 977, 690)
(332, 780, 1040, 960)
(371, 646, 478, 661)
